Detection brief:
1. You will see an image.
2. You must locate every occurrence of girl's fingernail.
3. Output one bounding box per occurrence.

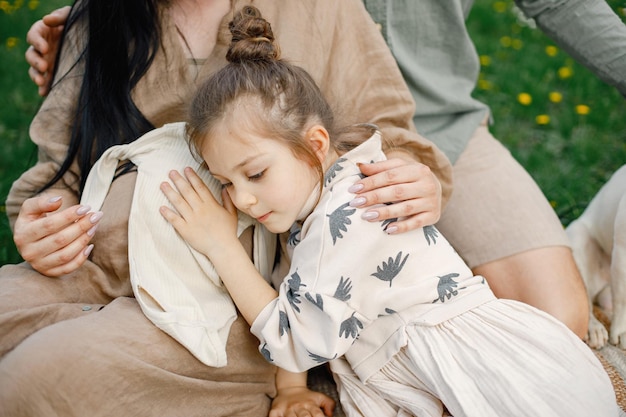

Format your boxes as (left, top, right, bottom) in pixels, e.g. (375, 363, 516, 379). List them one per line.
(87, 224, 98, 237)
(83, 244, 94, 257)
(76, 205, 91, 215)
(90, 211, 104, 223)
(350, 197, 367, 207)
(361, 211, 379, 220)
(348, 183, 364, 193)
(385, 226, 399, 234)
(48, 196, 62, 203)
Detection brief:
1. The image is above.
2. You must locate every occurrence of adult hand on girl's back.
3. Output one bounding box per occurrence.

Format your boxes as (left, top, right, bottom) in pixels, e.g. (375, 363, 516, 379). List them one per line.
(13, 195, 102, 277)
(352, 158, 442, 233)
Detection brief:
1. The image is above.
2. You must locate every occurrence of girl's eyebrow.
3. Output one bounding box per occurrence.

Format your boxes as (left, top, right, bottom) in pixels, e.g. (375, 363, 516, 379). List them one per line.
(208, 155, 260, 178)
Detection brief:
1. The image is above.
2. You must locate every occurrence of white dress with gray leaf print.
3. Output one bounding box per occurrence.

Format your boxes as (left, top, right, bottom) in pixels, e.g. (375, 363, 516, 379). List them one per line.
(250, 132, 617, 417)
(250, 132, 493, 373)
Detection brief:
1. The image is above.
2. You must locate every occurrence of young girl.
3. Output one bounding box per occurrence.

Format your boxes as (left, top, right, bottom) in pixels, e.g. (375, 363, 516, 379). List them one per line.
(161, 6, 617, 417)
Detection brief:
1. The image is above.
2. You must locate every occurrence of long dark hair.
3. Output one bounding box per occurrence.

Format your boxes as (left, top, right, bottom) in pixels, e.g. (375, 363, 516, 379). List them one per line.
(42, 0, 161, 193)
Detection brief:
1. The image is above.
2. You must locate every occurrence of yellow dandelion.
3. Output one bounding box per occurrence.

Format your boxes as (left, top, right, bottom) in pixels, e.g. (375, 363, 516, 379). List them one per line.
(479, 55, 492, 67)
(0, 1, 10, 12)
(517, 93, 532, 106)
(575, 104, 590, 115)
(512, 39, 523, 50)
(478, 79, 493, 91)
(6, 37, 18, 49)
(549, 91, 563, 103)
(500, 36, 512, 48)
(545, 45, 558, 57)
(535, 114, 550, 125)
(550, 200, 558, 209)
(493, 1, 507, 13)
(28, 0, 38, 10)
(558, 66, 573, 79)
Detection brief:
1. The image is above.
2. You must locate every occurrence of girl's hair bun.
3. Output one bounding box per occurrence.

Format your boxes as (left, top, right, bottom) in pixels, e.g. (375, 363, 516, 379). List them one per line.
(226, 6, 280, 63)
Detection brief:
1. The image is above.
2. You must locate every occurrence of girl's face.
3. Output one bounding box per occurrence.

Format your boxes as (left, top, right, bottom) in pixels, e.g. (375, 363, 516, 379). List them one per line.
(202, 124, 321, 234)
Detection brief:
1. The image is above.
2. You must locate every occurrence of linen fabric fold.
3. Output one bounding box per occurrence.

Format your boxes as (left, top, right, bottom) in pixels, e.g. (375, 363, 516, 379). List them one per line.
(81, 122, 274, 367)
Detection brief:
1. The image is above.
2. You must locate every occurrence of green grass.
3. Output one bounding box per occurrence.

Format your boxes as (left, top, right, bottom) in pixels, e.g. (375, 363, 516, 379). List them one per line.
(1, 0, 625, 266)
(467, 0, 626, 224)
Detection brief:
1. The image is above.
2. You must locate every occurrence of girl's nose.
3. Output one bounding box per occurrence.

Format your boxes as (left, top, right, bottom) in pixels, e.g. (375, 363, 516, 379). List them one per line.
(231, 189, 257, 210)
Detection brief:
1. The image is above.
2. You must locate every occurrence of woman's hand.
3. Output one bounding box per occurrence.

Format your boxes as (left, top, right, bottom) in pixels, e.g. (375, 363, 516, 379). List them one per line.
(351, 158, 442, 234)
(270, 386, 335, 417)
(13, 195, 102, 277)
(160, 168, 238, 258)
(25, 5, 70, 96)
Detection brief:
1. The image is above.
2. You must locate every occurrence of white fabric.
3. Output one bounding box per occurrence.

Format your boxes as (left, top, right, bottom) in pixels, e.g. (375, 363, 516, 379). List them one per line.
(336, 300, 617, 417)
(81, 122, 275, 367)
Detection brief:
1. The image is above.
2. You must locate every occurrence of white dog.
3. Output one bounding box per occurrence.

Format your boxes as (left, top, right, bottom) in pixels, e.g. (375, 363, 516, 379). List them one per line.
(566, 165, 626, 349)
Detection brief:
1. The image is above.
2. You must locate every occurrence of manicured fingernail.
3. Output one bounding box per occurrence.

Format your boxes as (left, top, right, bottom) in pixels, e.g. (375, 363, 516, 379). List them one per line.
(350, 197, 367, 207)
(76, 205, 91, 215)
(348, 184, 364, 193)
(48, 196, 62, 203)
(361, 211, 379, 221)
(83, 244, 94, 257)
(385, 226, 399, 234)
(87, 224, 98, 237)
(90, 211, 104, 223)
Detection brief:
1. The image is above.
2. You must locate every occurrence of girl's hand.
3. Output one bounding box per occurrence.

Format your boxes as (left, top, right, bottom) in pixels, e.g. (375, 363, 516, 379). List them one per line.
(351, 158, 442, 234)
(270, 386, 335, 417)
(25, 5, 70, 96)
(13, 195, 102, 277)
(160, 167, 238, 257)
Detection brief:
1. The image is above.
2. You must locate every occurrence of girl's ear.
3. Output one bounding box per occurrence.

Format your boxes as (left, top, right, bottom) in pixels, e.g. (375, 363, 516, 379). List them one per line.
(305, 124, 330, 163)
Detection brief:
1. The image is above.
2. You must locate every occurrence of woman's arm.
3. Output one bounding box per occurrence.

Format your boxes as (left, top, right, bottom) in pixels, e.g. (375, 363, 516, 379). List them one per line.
(7, 5, 100, 275)
(515, 0, 626, 96)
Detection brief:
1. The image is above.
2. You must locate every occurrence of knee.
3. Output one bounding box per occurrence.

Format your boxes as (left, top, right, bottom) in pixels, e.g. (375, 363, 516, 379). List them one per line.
(0, 324, 90, 417)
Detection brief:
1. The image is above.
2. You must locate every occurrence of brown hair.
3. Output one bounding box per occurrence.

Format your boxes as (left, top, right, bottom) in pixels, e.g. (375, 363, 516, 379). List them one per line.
(186, 5, 337, 182)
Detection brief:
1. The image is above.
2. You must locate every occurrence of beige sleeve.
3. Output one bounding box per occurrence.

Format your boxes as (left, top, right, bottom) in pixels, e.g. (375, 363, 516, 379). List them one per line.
(312, 0, 453, 205)
(5, 12, 87, 229)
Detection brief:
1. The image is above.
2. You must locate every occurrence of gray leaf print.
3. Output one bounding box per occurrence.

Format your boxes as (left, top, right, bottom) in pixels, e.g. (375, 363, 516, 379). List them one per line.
(261, 343, 273, 362)
(333, 276, 353, 301)
(305, 292, 324, 310)
(339, 313, 363, 339)
(381, 218, 398, 232)
(287, 229, 301, 247)
(371, 251, 410, 287)
(279, 311, 290, 336)
(325, 158, 347, 185)
(287, 270, 307, 313)
(424, 225, 439, 245)
(327, 202, 356, 245)
(432, 273, 466, 303)
(308, 351, 337, 364)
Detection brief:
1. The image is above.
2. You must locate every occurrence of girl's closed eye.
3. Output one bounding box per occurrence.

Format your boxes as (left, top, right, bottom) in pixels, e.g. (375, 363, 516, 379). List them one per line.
(248, 170, 266, 181)
(220, 181, 233, 189)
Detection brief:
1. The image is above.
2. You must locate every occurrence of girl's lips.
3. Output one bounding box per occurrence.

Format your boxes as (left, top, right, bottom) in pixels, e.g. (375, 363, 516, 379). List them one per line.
(256, 212, 272, 222)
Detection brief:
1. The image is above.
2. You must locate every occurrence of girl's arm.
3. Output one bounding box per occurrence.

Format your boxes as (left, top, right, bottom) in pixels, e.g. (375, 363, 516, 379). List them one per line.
(162, 168, 335, 416)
